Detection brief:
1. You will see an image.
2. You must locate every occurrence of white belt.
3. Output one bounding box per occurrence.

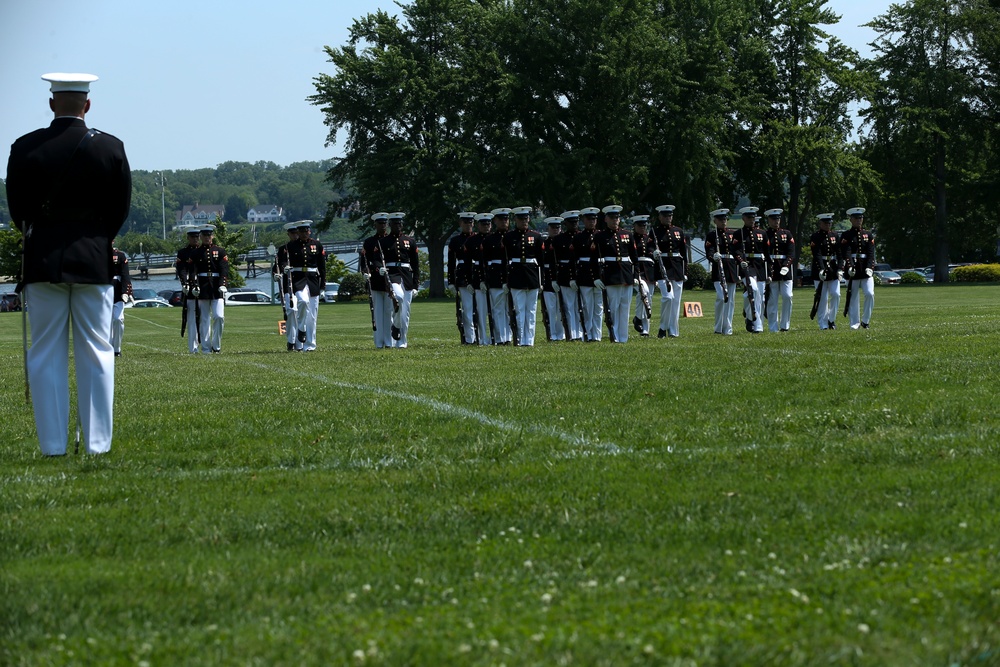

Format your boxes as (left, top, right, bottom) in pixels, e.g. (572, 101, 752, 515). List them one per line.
(578, 257, 591, 262)
(851, 254, 868, 259)
(472, 260, 481, 265)
(772, 254, 788, 259)
(602, 257, 631, 263)
(291, 267, 319, 273)
(198, 272, 220, 277)
(113, 276, 121, 281)
(746, 253, 763, 258)
(488, 260, 503, 265)
(455, 259, 466, 264)
(510, 258, 538, 264)
(386, 262, 411, 268)
(559, 260, 571, 264)
(820, 256, 835, 261)
(716, 254, 733, 259)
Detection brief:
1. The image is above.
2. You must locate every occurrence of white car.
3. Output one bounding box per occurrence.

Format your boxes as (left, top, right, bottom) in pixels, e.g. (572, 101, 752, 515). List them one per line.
(320, 283, 340, 303)
(126, 299, 172, 308)
(223, 290, 274, 305)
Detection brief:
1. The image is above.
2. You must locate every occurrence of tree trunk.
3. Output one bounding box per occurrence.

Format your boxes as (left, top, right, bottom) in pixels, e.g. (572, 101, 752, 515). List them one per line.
(933, 134, 950, 283)
(427, 235, 447, 298)
(787, 175, 803, 253)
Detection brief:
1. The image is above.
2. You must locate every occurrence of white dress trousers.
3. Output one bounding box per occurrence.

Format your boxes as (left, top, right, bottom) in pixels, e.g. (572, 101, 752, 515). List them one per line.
(713, 281, 735, 335)
(371, 290, 394, 348)
(605, 284, 632, 342)
(198, 298, 225, 352)
(511, 288, 538, 346)
(543, 290, 566, 341)
(390, 282, 414, 348)
(489, 288, 512, 344)
(474, 287, 492, 345)
(766, 280, 793, 332)
(742, 276, 764, 332)
(579, 286, 603, 342)
(26, 283, 115, 455)
(458, 285, 477, 344)
(814, 280, 840, 329)
(657, 279, 684, 337)
(847, 277, 875, 328)
(560, 288, 583, 341)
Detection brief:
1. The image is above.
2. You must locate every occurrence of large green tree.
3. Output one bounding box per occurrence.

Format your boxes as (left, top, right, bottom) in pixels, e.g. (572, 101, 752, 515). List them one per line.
(730, 0, 873, 243)
(310, 0, 493, 296)
(861, 0, 999, 277)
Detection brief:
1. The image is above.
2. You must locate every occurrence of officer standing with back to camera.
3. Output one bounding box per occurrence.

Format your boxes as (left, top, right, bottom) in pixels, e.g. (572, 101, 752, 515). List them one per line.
(733, 206, 767, 333)
(809, 213, 841, 330)
(110, 244, 133, 357)
(448, 211, 478, 344)
(195, 224, 229, 352)
(763, 208, 795, 332)
(272, 221, 300, 350)
(359, 212, 397, 349)
(385, 212, 420, 348)
(7, 72, 131, 456)
(175, 226, 202, 353)
(652, 204, 688, 339)
(840, 207, 877, 329)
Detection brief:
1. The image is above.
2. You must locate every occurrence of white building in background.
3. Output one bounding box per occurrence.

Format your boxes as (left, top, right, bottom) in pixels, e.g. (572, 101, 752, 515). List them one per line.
(175, 203, 226, 229)
(248, 205, 286, 223)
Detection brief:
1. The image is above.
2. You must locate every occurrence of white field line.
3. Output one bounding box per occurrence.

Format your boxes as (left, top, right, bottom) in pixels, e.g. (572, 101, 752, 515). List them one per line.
(124, 341, 621, 453)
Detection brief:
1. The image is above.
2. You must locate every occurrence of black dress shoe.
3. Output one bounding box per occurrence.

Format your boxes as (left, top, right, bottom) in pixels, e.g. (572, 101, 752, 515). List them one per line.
(287, 342, 294, 351)
(658, 329, 666, 339)
(114, 352, 121, 357)
(828, 320, 836, 330)
(861, 322, 870, 329)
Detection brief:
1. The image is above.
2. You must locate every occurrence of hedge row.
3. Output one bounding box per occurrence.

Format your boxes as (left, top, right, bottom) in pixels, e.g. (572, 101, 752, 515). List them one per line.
(951, 264, 1000, 282)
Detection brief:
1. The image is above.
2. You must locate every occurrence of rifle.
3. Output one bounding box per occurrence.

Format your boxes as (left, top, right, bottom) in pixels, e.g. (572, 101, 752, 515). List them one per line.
(742, 267, 757, 323)
(471, 287, 481, 345)
(364, 272, 377, 331)
(484, 286, 496, 345)
(763, 281, 771, 321)
(455, 287, 466, 342)
(180, 279, 188, 338)
(376, 237, 400, 313)
(539, 290, 551, 340)
(716, 256, 729, 303)
(638, 277, 652, 318)
(507, 289, 520, 345)
(843, 258, 854, 318)
(809, 262, 832, 320)
(602, 285, 617, 343)
(576, 288, 589, 342)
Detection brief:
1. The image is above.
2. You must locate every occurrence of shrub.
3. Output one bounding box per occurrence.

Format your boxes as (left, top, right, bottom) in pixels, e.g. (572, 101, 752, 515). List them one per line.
(337, 272, 369, 301)
(900, 271, 927, 284)
(685, 263, 709, 291)
(951, 264, 1000, 282)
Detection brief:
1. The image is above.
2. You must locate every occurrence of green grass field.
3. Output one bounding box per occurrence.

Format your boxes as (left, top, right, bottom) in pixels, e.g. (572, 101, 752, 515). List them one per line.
(1, 285, 998, 666)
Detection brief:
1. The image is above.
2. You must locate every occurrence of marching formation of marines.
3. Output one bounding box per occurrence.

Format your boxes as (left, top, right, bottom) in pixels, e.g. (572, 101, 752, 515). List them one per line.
(167, 204, 876, 353)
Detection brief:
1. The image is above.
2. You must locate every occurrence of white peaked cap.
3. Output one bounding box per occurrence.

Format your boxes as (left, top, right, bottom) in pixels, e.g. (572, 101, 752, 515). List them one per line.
(711, 209, 730, 217)
(846, 207, 866, 216)
(739, 206, 759, 215)
(42, 72, 98, 93)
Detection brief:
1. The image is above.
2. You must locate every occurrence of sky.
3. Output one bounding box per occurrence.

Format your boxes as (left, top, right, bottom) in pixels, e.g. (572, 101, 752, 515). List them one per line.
(1, 0, 894, 180)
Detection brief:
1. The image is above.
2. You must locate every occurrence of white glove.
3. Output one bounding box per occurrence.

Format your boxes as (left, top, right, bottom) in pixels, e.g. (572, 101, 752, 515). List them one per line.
(865, 268, 873, 277)
(594, 279, 606, 290)
(182, 285, 191, 296)
(766, 277, 772, 284)
(683, 275, 688, 281)
(502, 284, 510, 296)
(779, 266, 789, 277)
(411, 289, 418, 296)
(192, 287, 201, 298)
(569, 280, 579, 292)
(378, 266, 388, 276)
(740, 261, 748, 271)
(219, 286, 228, 296)
(652, 248, 662, 258)
(551, 281, 560, 293)
(847, 267, 855, 278)
(480, 281, 488, 292)
(633, 279, 640, 287)
(838, 271, 844, 279)
(363, 272, 371, 280)
(273, 273, 282, 283)
(713, 252, 722, 261)
(124, 293, 134, 304)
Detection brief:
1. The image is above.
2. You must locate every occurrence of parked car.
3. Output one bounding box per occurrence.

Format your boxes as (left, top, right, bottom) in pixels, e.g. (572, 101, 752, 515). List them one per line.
(132, 288, 160, 301)
(1, 292, 22, 312)
(874, 270, 901, 285)
(223, 290, 273, 305)
(321, 283, 340, 303)
(875, 263, 893, 272)
(128, 299, 173, 308)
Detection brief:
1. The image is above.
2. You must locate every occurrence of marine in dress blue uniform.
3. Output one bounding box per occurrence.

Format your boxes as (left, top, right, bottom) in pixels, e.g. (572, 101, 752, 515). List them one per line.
(554, 211, 583, 341)
(704, 209, 744, 335)
(733, 206, 768, 333)
(809, 214, 841, 330)
(572, 207, 604, 341)
(630, 215, 654, 337)
(840, 207, 876, 329)
(7, 73, 131, 455)
(763, 209, 795, 332)
(384, 213, 420, 348)
(466, 213, 494, 345)
(483, 208, 513, 344)
(110, 246, 132, 356)
(176, 225, 204, 353)
(195, 224, 229, 352)
(448, 212, 478, 344)
(505, 206, 543, 346)
(652, 205, 688, 338)
(359, 213, 396, 348)
(289, 220, 325, 351)
(541, 216, 567, 342)
(271, 222, 301, 350)
(592, 205, 638, 343)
